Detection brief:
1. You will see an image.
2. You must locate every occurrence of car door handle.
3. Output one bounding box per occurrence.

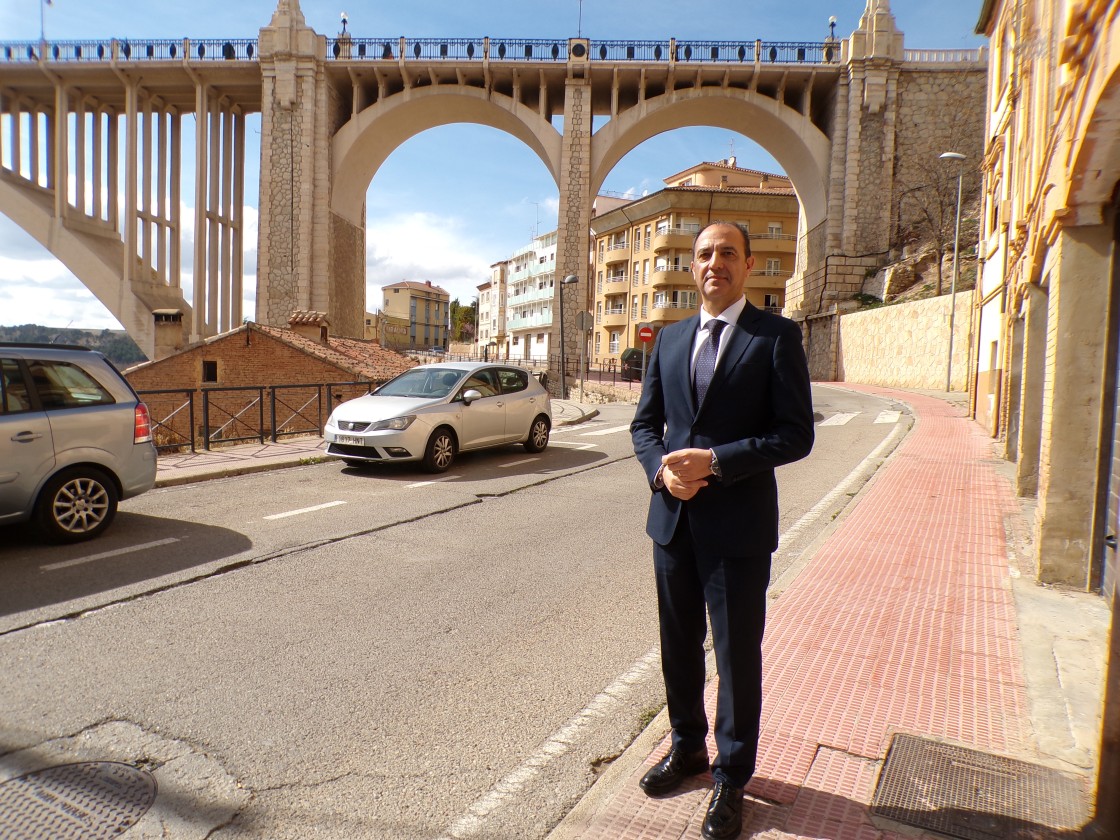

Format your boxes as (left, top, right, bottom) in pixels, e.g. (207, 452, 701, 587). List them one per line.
(11, 431, 44, 442)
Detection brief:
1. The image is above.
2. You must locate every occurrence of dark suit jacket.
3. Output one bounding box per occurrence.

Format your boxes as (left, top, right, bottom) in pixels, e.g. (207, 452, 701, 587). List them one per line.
(631, 302, 815, 557)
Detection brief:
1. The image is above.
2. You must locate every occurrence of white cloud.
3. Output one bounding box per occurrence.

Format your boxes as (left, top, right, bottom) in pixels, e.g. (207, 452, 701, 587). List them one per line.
(366, 210, 496, 307)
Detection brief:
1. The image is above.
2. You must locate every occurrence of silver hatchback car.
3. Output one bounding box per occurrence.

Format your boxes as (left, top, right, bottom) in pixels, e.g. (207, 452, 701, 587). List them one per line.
(0, 343, 158, 542)
(325, 362, 552, 473)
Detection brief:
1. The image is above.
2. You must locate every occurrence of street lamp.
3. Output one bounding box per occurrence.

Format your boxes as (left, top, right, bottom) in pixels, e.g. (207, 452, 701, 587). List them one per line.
(559, 275, 579, 397)
(940, 151, 965, 392)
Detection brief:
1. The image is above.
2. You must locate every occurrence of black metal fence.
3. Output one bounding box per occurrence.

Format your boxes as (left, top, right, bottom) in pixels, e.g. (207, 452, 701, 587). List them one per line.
(137, 381, 377, 454)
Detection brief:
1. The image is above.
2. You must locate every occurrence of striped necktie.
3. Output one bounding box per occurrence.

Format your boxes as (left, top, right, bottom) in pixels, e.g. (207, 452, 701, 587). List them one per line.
(694, 319, 726, 405)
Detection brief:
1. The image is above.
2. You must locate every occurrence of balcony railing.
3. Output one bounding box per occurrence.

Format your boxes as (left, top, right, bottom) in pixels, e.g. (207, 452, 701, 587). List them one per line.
(505, 312, 553, 330)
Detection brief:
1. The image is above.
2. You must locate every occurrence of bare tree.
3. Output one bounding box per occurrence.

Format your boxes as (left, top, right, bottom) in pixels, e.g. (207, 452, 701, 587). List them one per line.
(891, 70, 985, 295)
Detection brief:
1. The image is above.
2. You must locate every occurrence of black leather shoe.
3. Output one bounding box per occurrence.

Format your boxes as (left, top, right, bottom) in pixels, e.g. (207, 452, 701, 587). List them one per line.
(701, 782, 743, 840)
(638, 746, 709, 795)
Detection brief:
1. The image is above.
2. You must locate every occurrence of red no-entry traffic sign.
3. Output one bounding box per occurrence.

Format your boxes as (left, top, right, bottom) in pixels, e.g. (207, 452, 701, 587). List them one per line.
(638, 326, 654, 342)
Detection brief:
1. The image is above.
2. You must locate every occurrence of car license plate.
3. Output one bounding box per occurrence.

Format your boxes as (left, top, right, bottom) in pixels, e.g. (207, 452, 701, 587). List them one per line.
(336, 435, 365, 446)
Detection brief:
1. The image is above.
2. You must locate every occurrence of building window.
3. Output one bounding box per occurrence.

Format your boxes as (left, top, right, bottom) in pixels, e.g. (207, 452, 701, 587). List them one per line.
(764, 294, 781, 309)
(608, 331, 621, 354)
(768, 223, 782, 236)
(202, 360, 218, 383)
(766, 258, 782, 274)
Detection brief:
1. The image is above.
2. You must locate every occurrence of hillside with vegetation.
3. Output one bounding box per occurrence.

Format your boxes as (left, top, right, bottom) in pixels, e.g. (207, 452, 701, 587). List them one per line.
(0, 324, 147, 366)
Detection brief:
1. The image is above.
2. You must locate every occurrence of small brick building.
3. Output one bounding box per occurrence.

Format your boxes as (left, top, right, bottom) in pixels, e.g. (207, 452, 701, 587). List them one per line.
(125, 311, 416, 448)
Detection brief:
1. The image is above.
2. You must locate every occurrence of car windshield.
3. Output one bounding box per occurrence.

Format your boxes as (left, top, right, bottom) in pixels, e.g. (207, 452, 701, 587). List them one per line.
(376, 368, 464, 399)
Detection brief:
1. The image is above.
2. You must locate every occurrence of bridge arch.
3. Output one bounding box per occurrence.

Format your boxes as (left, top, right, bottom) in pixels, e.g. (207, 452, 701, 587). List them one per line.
(590, 88, 831, 231)
(331, 87, 563, 227)
(0, 178, 189, 355)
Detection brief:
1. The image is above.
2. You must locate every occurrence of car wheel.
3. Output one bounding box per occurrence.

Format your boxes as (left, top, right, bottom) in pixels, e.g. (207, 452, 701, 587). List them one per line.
(523, 415, 551, 453)
(422, 428, 456, 473)
(36, 467, 119, 543)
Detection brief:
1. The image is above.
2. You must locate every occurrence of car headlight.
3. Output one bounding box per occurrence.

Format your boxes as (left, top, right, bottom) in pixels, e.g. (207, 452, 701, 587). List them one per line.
(370, 415, 415, 431)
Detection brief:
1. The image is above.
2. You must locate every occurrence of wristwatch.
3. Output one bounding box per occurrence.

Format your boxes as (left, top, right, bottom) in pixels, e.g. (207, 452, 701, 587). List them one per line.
(709, 449, 722, 479)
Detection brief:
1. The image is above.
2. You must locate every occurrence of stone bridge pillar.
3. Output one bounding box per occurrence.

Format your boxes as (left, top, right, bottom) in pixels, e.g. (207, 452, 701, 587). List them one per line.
(802, 0, 904, 380)
(552, 40, 594, 397)
(257, 0, 365, 338)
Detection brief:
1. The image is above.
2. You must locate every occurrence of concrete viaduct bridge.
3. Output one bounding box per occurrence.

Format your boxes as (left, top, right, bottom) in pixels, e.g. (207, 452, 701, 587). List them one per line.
(0, 0, 985, 380)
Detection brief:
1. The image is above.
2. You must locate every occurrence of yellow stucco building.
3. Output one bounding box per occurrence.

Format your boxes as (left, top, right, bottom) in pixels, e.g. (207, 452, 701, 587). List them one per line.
(380, 280, 451, 351)
(589, 159, 799, 366)
(973, 0, 1120, 597)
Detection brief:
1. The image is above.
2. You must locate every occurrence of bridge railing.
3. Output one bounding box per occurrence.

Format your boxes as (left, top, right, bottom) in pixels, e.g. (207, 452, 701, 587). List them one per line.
(1, 38, 986, 67)
(0, 37, 259, 63)
(325, 37, 841, 64)
(903, 47, 988, 63)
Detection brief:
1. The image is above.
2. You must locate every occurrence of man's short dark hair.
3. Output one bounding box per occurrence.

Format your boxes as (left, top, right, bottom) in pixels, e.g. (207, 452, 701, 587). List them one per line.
(694, 221, 752, 257)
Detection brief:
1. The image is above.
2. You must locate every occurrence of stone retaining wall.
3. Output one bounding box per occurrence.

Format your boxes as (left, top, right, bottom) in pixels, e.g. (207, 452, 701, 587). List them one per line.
(837, 292, 971, 390)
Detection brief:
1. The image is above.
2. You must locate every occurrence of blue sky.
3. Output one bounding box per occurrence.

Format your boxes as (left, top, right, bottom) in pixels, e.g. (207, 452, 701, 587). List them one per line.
(0, 0, 988, 330)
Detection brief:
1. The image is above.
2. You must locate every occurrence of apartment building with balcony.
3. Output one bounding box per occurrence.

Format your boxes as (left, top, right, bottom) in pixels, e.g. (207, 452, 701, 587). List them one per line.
(381, 280, 450, 350)
(478, 230, 558, 362)
(477, 262, 509, 358)
(589, 159, 799, 366)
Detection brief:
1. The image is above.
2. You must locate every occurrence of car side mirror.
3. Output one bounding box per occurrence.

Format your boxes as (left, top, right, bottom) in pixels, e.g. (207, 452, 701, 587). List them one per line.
(461, 388, 483, 405)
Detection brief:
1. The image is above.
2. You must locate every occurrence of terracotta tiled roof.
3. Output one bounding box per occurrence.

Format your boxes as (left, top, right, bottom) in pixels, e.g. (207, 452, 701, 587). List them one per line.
(288, 309, 329, 325)
(663, 160, 791, 182)
(670, 184, 797, 196)
(382, 280, 450, 296)
(252, 324, 415, 380)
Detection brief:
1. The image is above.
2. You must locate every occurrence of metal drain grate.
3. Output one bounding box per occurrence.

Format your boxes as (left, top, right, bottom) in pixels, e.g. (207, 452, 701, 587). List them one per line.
(871, 734, 1088, 840)
(0, 761, 157, 840)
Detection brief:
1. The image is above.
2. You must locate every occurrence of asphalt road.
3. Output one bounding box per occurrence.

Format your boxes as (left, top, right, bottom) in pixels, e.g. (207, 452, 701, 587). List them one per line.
(0, 385, 910, 839)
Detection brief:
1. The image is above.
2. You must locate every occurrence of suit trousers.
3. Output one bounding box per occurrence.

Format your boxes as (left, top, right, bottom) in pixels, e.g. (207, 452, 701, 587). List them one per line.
(653, 512, 771, 789)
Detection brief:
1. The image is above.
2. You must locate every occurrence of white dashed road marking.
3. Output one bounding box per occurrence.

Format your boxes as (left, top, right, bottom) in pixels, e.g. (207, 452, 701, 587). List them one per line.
(874, 410, 902, 424)
(263, 501, 347, 520)
(500, 458, 540, 469)
(406, 476, 462, 488)
(578, 424, 633, 436)
(548, 440, 598, 450)
(819, 412, 858, 426)
(42, 538, 181, 571)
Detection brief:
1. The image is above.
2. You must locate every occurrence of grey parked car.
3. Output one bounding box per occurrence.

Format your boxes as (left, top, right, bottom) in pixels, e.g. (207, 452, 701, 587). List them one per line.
(324, 362, 552, 473)
(0, 343, 157, 542)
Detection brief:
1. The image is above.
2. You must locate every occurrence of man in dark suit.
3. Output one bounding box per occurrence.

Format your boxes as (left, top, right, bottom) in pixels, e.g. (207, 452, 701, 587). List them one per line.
(630, 222, 814, 840)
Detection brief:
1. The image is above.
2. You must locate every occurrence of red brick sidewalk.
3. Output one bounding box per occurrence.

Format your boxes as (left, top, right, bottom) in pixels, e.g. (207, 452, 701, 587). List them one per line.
(575, 385, 1032, 839)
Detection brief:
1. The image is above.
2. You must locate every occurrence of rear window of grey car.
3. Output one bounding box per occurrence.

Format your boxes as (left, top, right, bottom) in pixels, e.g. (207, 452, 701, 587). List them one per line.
(26, 360, 115, 410)
(497, 368, 528, 394)
(1, 358, 32, 413)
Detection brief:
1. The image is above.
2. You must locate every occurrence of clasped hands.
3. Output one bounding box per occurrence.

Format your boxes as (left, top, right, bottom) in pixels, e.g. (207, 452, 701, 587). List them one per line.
(659, 448, 714, 500)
